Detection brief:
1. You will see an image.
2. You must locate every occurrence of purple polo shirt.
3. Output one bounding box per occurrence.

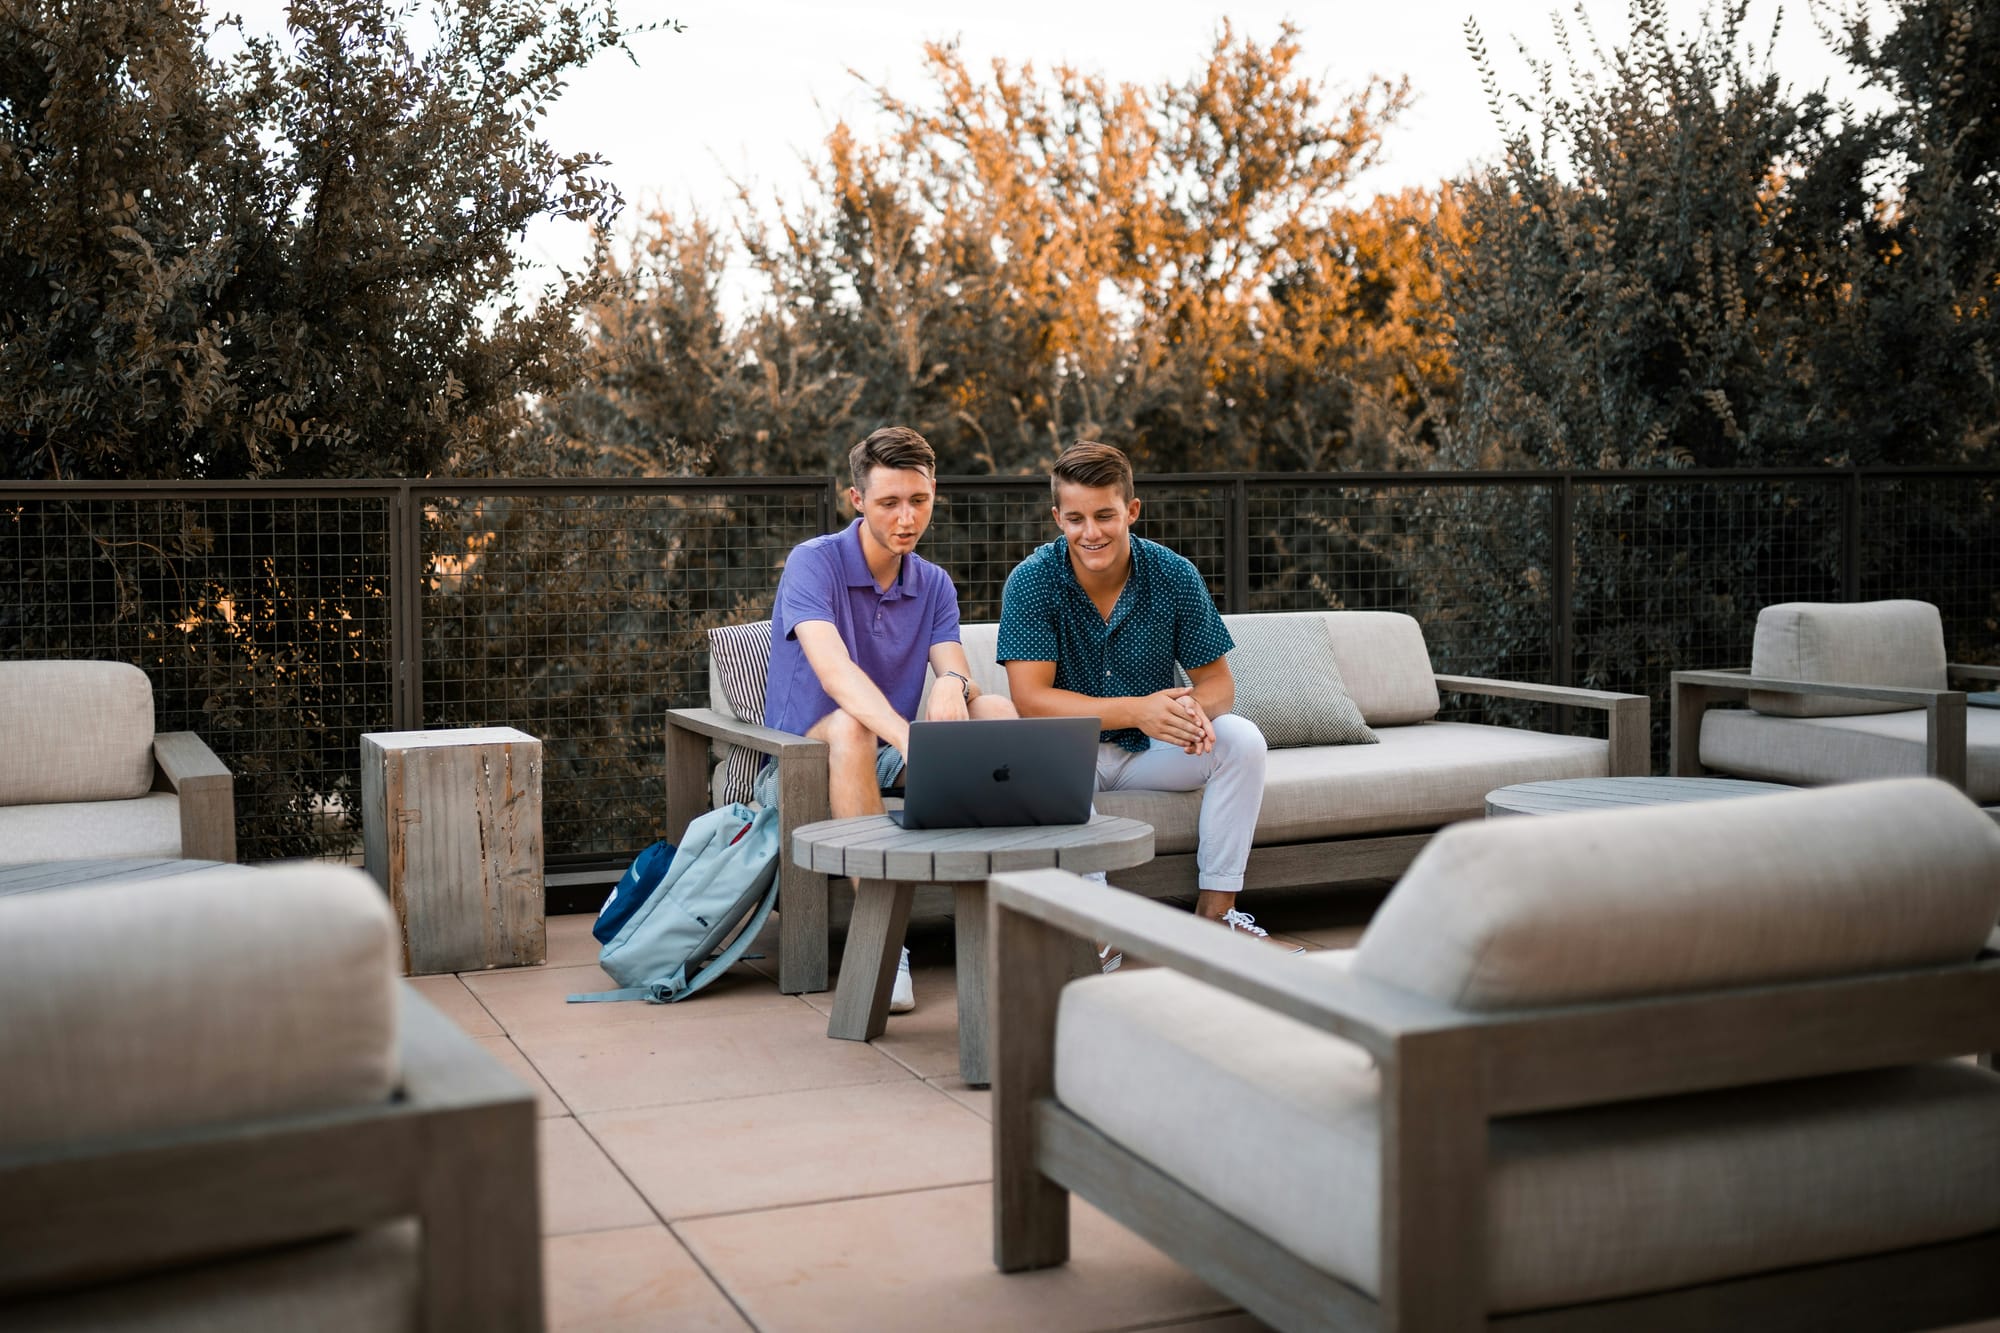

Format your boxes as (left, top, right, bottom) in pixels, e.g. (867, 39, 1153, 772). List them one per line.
(764, 520, 963, 738)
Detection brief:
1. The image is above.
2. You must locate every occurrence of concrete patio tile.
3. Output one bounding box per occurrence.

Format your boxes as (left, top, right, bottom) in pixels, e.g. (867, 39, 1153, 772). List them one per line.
(677, 1182, 1235, 1333)
(404, 973, 501, 1037)
(544, 1224, 750, 1333)
(799, 957, 965, 1080)
(1289, 925, 1366, 951)
(474, 1035, 569, 1117)
(544, 911, 603, 968)
(587, 1079, 988, 1220)
(1147, 1316, 1271, 1332)
(538, 1116, 656, 1237)
(513, 1001, 911, 1114)
(461, 958, 793, 1035)
(927, 1076, 992, 1122)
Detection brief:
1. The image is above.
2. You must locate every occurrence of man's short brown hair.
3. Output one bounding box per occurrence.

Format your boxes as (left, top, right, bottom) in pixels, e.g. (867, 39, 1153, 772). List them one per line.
(1050, 441, 1135, 504)
(848, 426, 936, 493)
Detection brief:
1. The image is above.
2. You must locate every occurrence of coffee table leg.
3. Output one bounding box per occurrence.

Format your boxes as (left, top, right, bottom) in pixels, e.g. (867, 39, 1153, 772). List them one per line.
(827, 878, 914, 1043)
(952, 882, 988, 1086)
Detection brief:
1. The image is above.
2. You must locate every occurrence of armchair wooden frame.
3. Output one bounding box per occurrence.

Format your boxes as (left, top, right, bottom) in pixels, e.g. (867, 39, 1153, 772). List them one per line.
(0, 987, 542, 1330)
(666, 682, 1648, 994)
(151, 731, 237, 863)
(990, 869, 2000, 1333)
(1669, 663, 2000, 793)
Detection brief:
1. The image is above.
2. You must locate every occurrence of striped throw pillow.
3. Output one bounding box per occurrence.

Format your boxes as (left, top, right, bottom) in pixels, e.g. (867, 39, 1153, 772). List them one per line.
(709, 620, 774, 805)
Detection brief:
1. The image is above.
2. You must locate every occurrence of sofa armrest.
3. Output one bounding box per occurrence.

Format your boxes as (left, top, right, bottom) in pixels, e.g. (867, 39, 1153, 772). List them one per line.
(663, 707, 830, 844)
(0, 986, 541, 1327)
(1950, 662, 2000, 685)
(1432, 675, 1651, 776)
(153, 732, 236, 862)
(1669, 669, 1968, 790)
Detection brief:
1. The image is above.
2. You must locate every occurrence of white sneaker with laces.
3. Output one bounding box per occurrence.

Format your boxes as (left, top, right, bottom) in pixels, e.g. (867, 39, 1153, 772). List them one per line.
(1219, 908, 1269, 937)
(1097, 943, 1123, 974)
(889, 946, 915, 1013)
(1220, 908, 1307, 954)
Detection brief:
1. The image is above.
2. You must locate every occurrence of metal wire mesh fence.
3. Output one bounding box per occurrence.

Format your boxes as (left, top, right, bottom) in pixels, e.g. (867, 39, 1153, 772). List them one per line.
(3, 469, 1993, 868)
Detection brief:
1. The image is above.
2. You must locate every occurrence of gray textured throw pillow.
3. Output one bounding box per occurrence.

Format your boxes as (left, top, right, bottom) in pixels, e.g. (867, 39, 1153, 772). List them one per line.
(1181, 616, 1377, 748)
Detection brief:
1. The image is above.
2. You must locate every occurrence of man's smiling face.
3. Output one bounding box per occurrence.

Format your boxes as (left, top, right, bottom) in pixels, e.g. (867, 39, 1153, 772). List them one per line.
(1052, 480, 1141, 578)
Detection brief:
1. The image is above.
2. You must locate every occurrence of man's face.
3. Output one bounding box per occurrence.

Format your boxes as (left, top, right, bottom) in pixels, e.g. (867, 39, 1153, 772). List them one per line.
(1052, 481, 1140, 577)
(849, 465, 936, 558)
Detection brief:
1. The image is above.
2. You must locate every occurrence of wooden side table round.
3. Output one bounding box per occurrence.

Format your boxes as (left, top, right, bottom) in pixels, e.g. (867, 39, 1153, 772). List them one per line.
(793, 814, 1154, 1086)
(1485, 775, 1796, 818)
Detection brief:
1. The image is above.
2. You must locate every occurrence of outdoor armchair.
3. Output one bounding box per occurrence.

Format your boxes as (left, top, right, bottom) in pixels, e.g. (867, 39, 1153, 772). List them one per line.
(0, 864, 542, 1331)
(1670, 600, 1998, 812)
(991, 778, 2000, 1332)
(0, 660, 236, 862)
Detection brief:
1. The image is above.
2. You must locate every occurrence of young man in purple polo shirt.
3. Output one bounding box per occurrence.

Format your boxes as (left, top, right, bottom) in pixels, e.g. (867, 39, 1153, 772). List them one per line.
(763, 426, 1017, 1012)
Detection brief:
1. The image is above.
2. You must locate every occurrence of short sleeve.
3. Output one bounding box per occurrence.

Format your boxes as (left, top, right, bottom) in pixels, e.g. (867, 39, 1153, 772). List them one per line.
(773, 545, 840, 640)
(997, 556, 1059, 663)
(928, 570, 962, 645)
(1170, 554, 1233, 669)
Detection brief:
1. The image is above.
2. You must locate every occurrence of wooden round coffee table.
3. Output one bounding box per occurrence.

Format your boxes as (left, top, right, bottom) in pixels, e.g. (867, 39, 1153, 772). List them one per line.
(793, 814, 1154, 1086)
(1485, 775, 1796, 818)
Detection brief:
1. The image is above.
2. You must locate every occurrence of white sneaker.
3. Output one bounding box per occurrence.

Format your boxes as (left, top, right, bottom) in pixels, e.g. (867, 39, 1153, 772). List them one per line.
(1219, 908, 1269, 938)
(889, 946, 915, 1013)
(1097, 943, 1123, 974)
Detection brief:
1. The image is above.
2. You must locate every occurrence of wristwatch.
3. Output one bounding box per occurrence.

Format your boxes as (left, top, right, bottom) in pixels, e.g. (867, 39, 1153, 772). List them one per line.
(940, 670, 973, 703)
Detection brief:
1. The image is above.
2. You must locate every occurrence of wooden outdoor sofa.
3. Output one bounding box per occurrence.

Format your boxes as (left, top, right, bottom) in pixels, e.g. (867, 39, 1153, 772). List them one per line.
(1671, 599, 2000, 819)
(666, 609, 1648, 994)
(991, 777, 2000, 1331)
(0, 865, 541, 1331)
(0, 660, 237, 863)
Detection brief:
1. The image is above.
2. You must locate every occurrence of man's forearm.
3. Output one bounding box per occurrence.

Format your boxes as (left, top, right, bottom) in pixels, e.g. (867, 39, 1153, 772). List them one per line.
(1012, 682, 1139, 730)
(1192, 675, 1234, 720)
(820, 661, 910, 750)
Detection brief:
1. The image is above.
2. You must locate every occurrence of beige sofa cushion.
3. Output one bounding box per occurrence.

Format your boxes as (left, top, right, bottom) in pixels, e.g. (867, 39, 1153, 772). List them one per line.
(1096, 721, 1606, 855)
(0, 793, 184, 862)
(1701, 705, 2000, 804)
(1749, 599, 1947, 717)
(1056, 964, 2000, 1312)
(1, 1222, 418, 1333)
(1352, 778, 2000, 1011)
(0, 661, 156, 805)
(0, 866, 400, 1151)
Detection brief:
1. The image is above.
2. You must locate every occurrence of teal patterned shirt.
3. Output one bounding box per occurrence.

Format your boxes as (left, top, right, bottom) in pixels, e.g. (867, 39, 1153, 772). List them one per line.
(997, 535, 1234, 753)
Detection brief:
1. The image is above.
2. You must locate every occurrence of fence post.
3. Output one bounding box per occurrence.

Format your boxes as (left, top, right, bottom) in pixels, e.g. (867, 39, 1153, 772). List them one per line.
(818, 481, 837, 535)
(1552, 475, 1575, 734)
(392, 484, 424, 732)
(1227, 478, 1249, 615)
(1842, 471, 1862, 600)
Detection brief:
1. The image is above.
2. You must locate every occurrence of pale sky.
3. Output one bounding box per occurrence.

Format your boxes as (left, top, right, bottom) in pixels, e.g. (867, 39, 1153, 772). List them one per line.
(219, 0, 1886, 294)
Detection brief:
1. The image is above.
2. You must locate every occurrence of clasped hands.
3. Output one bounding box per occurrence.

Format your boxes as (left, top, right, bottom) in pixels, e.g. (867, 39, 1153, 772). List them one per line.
(1139, 686, 1215, 755)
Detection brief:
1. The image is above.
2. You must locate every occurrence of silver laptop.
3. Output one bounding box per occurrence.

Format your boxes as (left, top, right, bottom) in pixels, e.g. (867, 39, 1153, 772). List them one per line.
(889, 717, 1100, 830)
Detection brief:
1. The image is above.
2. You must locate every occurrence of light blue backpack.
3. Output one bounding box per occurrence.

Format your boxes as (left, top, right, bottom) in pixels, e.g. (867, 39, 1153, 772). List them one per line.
(567, 802, 781, 1004)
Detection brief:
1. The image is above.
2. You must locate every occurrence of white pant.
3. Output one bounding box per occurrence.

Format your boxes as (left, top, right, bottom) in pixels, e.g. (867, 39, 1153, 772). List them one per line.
(1094, 712, 1267, 893)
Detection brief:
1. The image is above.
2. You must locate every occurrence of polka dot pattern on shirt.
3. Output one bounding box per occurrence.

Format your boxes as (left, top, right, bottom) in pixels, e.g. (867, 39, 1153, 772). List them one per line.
(996, 535, 1234, 752)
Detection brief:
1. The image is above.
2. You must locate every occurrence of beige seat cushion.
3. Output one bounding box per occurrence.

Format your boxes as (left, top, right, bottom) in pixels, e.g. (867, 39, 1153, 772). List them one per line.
(1749, 599, 1947, 717)
(1701, 705, 2000, 804)
(0, 866, 400, 1151)
(0, 661, 156, 805)
(1056, 965, 2000, 1312)
(0, 1222, 418, 1333)
(0, 793, 184, 862)
(1095, 722, 1607, 854)
(1353, 779, 2000, 1011)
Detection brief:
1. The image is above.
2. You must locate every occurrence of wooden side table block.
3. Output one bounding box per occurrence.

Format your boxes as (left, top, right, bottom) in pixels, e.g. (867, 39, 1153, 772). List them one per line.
(361, 727, 545, 976)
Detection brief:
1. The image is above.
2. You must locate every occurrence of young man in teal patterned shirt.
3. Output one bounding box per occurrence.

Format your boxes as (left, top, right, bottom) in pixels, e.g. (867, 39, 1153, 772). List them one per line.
(996, 441, 1272, 937)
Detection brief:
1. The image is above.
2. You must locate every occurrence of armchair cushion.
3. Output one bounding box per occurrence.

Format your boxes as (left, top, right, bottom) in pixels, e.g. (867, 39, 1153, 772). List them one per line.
(1749, 599, 1948, 718)
(1055, 964, 2000, 1312)
(0, 794, 183, 862)
(0, 661, 155, 805)
(0, 865, 400, 1151)
(1350, 778, 2000, 1011)
(1702, 706, 2000, 804)
(708, 620, 776, 805)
